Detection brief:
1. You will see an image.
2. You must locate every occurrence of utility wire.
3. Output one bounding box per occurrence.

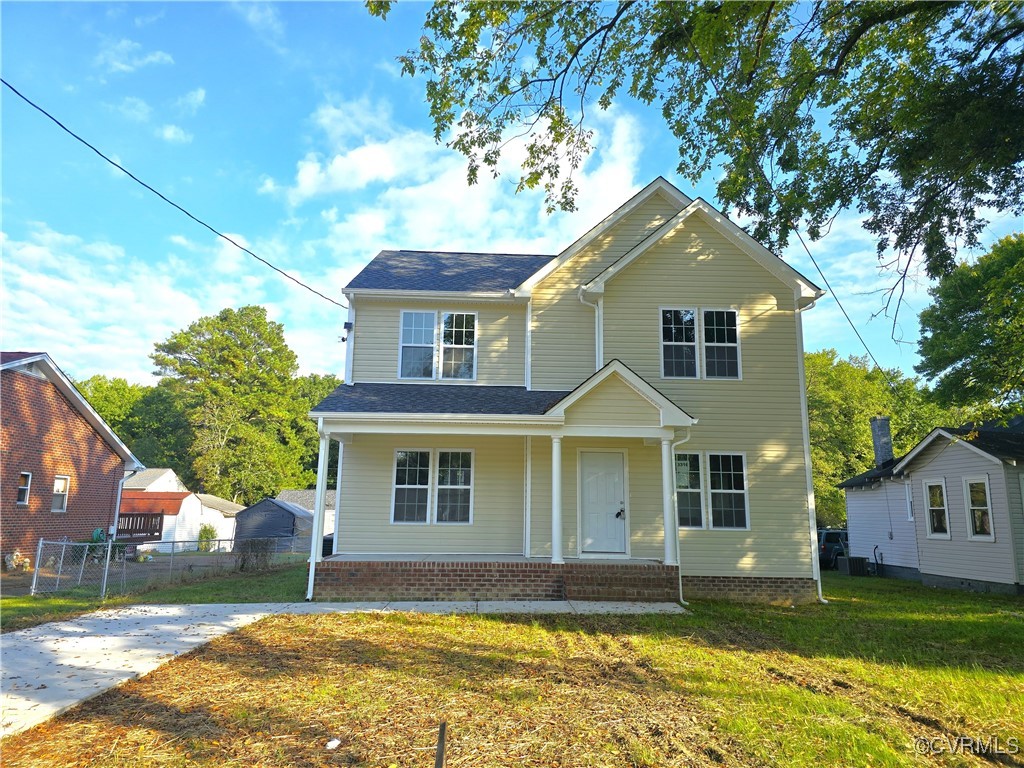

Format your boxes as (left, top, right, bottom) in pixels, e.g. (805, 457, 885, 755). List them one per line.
(675, 27, 900, 394)
(1, 77, 347, 310)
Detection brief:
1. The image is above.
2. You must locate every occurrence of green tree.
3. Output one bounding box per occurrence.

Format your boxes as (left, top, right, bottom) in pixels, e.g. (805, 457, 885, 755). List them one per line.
(125, 381, 195, 486)
(74, 375, 148, 435)
(152, 306, 313, 504)
(369, 1, 1024, 279)
(916, 233, 1024, 408)
(805, 350, 967, 526)
(295, 373, 344, 487)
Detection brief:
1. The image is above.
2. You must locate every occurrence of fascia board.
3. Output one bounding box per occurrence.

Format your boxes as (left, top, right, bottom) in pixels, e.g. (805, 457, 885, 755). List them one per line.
(514, 177, 691, 296)
(893, 429, 1003, 473)
(309, 410, 562, 425)
(345, 289, 520, 303)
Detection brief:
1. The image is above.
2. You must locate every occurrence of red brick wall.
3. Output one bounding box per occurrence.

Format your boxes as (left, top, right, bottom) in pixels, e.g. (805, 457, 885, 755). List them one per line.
(1, 370, 124, 561)
(681, 575, 818, 605)
(312, 561, 680, 602)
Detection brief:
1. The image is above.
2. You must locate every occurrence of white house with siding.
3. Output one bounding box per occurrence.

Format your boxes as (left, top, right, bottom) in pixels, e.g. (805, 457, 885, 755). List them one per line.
(843, 416, 1024, 594)
(305, 177, 827, 603)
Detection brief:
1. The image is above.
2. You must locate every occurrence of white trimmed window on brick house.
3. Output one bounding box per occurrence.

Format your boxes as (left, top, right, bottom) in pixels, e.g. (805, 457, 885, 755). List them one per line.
(51, 475, 70, 513)
(16, 472, 31, 505)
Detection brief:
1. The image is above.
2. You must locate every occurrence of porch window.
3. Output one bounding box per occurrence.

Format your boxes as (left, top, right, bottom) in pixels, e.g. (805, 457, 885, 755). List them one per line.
(661, 308, 697, 378)
(440, 313, 476, 380)
(52, 475, 70, 513)
(16, 472, 31, 505)
(708, 454, 747, 528)
(392, 451, 431, 523)
(963, 477, 994, 540)
(703, 310, 740, 379)
(674, 453, 703, 528)
(924, 480, 950, 539)
(399, 311, 436, 379)
(436, 451, 472, 523)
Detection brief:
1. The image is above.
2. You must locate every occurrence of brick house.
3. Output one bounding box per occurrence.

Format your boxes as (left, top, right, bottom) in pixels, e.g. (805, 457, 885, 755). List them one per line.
(1, 352, 144, 562)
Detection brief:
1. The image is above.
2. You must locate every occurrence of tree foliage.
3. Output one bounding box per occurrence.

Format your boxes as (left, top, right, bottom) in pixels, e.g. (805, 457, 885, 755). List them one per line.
(75, 375, 148, 435)
(805, 349, 967, 527)
(152, 306, 317, 504)
(369, 0, 1024, 282)
(916, 233, 1024, 408)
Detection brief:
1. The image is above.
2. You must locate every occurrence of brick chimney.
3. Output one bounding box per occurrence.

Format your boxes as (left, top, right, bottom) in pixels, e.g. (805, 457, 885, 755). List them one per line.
(870, 415, 894, 467)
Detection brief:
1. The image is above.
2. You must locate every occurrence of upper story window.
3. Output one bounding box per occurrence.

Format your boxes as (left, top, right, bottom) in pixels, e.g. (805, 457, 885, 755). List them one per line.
(661, 308, 740, 380)
(399, 311, 477, 381)
(17, 472, 32, 505)
(52, 475, 70, 513)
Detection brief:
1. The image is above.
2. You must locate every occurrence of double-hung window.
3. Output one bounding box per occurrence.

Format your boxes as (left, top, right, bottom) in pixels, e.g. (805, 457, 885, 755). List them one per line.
(399, 311, 477, 381)
(16, 472, 32, 505)
(708, 454, 748, 529)
(963, 477, 994, 540)
(674, 453, 703, 527)
(661, 308, 740, 379)
(391, 449, 474, 524)
(924, 480, 950, 538)
(52, 475, 70, 513)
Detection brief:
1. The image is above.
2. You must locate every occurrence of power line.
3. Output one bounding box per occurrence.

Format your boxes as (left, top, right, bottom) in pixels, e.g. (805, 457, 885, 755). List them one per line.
(1, 77, 347, 310)
(675, 25, 900, 394)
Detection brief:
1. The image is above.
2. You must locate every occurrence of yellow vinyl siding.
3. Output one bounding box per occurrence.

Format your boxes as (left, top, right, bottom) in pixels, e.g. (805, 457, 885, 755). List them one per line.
(599, 213, 812, 577)
(531, 193, 682, 390)
(563, 376, 661, 427)
(338, 434, 525, 554)
(351, 299, 526, 386)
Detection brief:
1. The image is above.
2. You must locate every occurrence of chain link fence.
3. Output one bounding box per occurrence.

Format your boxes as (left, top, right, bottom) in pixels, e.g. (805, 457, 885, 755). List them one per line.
(30, 535, 310, 599)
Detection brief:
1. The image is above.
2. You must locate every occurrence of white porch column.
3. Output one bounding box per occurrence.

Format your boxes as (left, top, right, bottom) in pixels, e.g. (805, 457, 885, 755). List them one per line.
(661, 438, 679, 565)
(305, 430, 331, 600)
(332, 440, 344, 554)
(551, 435, 564, 564)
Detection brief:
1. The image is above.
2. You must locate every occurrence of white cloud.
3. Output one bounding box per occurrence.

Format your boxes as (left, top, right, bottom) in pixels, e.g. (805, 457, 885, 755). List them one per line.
(176, 88, 206, 116)
(117, 96, 151, 122)
(157, 124, 193, 144)
(134, 10, 165, 28)
(233, 2, 287, 54)
(95, 38, 173, 74)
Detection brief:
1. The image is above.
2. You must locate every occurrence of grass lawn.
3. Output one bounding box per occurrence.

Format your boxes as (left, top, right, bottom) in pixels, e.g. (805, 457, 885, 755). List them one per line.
(0, 564, 308, 633)
(2, 573, 1021, 767)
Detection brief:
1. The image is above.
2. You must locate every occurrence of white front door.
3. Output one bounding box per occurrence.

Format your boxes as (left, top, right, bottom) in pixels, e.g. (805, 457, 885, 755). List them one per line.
(580, 451, 627, 554)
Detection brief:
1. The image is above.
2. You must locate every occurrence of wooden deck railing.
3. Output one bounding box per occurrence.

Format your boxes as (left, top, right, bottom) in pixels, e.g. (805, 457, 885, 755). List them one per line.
(116, 513, 163, 541)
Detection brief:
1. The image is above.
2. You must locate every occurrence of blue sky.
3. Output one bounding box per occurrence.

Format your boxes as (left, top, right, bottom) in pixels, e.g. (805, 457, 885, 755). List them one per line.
(2, 2, 1017, 385)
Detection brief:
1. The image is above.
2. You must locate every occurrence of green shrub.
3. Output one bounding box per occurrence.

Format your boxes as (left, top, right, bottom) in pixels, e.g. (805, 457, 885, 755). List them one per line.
(198, 524, 218, 553)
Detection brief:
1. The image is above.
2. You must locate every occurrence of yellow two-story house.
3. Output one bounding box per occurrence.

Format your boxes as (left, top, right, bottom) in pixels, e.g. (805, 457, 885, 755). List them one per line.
(306, 178, 825, 604)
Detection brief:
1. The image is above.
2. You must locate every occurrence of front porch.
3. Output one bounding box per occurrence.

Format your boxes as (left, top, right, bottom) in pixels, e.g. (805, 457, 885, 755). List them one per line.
(312, 555, 680, 602)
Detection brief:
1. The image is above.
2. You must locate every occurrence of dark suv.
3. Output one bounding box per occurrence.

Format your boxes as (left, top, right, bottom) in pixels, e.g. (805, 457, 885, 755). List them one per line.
(817, 529, 848, 569)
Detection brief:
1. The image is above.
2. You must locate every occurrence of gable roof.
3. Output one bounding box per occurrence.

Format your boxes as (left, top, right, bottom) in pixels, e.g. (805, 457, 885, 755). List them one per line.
(894, 417, 1024, 473)
(120, 490, 194, 516)
(124, 468, 186, 490)
(581, 198, 824, 306)
(515, 177, 693, 294)
(276, 489, 336, 510)
(1, 352, 145, 471)
(196, 493, 244, 517)
(241, 497, 314, 520)
(545, 359, 696, 428)
(837, 458, 904, 490)
(312, 382, 570, 417)
(345, 250, 554, 294)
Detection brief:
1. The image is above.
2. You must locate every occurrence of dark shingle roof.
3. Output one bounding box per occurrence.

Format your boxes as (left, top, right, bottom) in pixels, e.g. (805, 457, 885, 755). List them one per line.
(313, 383, 570, 416)
(945, 417, 1024, 462)
(346, 250, 554, 292)
(837, 458, 904, 490)
(276, 489, 336, 510)
(0, 351, 44, 366)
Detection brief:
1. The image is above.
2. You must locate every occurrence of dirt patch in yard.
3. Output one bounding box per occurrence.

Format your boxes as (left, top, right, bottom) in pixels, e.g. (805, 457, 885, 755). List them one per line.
(2, 610, 1020, 767)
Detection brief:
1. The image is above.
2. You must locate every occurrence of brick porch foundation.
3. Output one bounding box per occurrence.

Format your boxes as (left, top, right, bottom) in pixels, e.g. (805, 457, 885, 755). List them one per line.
(312, 560, 818, 604)
(313, 560, 679, 602)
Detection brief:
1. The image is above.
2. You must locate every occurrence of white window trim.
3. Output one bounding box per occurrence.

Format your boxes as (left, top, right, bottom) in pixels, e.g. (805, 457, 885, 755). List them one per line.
(439, 312, 479, 382)
(434, 448, 475, 525)
(659, 306, 699, 379)
(16, 472, 32, 505)
(397, 310, 438, 381)
(904, 479, 914, 521)
(389, 448, 475, 525)
(707, 451, 750, 530)
(52, 475, 70, 514)
(923, 478, 951, 540)
(674, 451, 705, 529)
(963, 476, 995, 542)
(701, 307, 743, 381)
(390, 449, 432, 525)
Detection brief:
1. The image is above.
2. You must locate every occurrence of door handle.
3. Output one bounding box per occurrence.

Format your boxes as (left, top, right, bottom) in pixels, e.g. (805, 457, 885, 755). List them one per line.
(615, 507, 624, 519)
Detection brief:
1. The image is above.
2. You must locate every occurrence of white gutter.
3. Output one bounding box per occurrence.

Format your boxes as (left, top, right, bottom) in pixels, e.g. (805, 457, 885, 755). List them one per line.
(577, 287, 603, 369)
(671, 429, 693, 605)
(795, 289, 827, 604)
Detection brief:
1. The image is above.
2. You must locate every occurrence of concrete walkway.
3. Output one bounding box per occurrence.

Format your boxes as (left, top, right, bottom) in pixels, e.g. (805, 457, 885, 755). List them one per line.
(1, 600, 684, 738)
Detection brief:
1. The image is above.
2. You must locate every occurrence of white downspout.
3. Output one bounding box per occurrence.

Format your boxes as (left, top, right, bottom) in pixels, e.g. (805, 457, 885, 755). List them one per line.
(796, 289, 827, 604)
(578, 287, 603, 369)
(111, 469, 140, 541)
(671, 428, 694, 605)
